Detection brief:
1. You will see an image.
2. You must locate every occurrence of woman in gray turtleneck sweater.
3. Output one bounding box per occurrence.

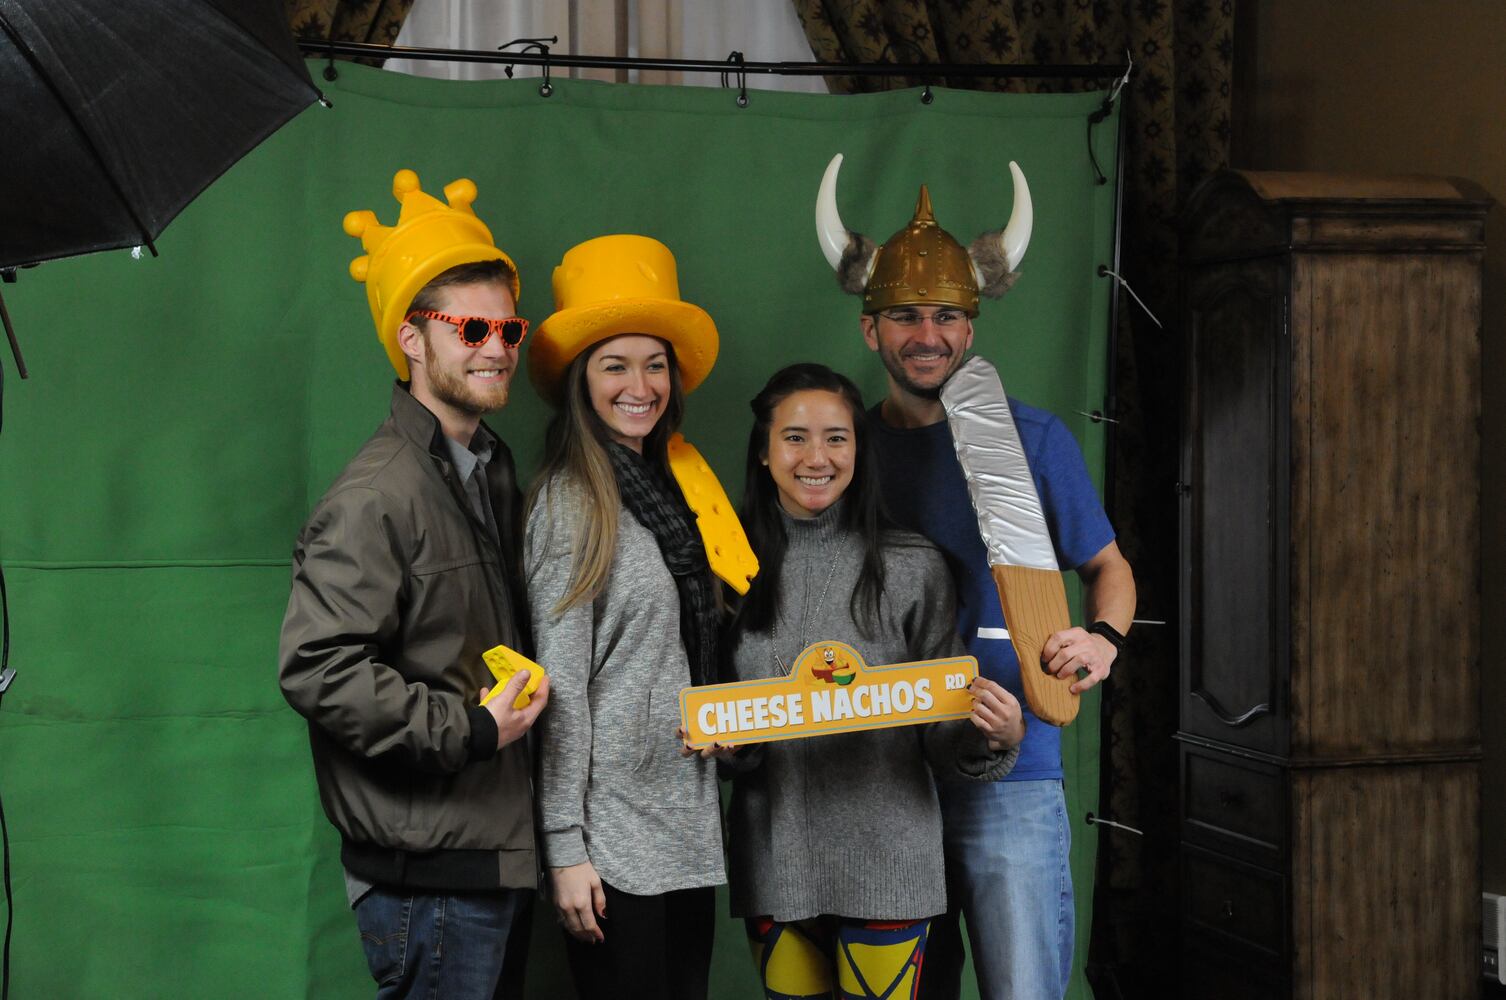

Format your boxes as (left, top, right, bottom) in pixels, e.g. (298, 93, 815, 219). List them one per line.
(723, 364, 1025, 999)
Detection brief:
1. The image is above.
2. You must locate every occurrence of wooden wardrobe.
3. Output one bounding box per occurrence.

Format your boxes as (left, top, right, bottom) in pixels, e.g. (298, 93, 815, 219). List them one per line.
(1177, 171, 1486, 998)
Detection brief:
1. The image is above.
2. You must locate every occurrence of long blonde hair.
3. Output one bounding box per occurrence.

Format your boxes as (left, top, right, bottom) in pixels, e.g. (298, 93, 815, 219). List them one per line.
(527, 339, 686, 612)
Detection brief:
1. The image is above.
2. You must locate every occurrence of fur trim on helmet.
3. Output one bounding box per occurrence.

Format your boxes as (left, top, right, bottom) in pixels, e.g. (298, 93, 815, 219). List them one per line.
(969, 228, 1021, 298)
(836, 233, 878, 295)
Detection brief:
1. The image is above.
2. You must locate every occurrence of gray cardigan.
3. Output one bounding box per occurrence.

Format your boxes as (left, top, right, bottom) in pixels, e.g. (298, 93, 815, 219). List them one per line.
(726, 502, 1016, 922)
(525, 476, 725, 896)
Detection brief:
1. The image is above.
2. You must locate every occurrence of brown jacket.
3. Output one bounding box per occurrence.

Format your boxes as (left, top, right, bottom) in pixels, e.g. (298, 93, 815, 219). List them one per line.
(279, 384, 534, 891)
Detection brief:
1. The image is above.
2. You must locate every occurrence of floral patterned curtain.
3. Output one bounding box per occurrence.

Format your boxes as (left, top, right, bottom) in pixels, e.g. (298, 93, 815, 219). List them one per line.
(286, 0, 416, 64)
(792, 1, 1235, 993)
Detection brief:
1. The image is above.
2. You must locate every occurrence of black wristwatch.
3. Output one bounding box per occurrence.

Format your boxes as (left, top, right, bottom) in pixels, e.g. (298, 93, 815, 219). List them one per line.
(1086, 620, 1127, 653)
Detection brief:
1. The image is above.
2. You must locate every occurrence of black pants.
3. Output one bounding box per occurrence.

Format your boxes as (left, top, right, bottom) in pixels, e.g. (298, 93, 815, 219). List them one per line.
(562, 881, 716, 1000)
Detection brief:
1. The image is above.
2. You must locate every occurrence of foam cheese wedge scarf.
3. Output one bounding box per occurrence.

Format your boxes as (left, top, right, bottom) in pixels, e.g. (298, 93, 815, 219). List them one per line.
(667, 433, 760, 595)
(940, 356, 1078, 726)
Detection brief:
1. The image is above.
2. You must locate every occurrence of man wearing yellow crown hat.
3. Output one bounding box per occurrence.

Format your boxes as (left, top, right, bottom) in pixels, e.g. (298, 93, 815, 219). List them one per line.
(279, 170, 547, 999)
(815, 156, 1136, 1000)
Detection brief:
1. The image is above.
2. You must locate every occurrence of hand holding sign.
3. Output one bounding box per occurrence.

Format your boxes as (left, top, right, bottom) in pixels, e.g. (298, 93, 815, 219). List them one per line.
(677, 726, 738, 762)
(968, 677, 1025, 750)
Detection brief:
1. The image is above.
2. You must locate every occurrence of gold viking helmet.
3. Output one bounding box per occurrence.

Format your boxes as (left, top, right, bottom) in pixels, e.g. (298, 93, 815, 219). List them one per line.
(814, 153, 1034, 316)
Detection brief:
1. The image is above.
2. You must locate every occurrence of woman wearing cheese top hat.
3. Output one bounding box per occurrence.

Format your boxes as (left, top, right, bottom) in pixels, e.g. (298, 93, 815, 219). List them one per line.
(524, 234, 751, 1000)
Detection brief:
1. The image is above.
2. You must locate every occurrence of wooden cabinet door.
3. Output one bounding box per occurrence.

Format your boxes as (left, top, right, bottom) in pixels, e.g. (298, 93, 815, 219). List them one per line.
(1181, 259, 1290, 755)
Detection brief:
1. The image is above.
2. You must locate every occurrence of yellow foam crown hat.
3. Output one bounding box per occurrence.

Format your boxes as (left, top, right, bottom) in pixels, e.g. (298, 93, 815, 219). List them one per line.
(529, 234, 717, 404)
(344, 169, 520, 380)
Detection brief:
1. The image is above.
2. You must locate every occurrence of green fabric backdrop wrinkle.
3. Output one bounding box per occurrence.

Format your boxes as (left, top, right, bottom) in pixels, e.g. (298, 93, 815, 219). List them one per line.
(0, 63, 1118, 999)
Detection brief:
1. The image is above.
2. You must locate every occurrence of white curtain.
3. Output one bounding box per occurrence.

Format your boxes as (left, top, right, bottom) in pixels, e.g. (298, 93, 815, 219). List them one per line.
(385, 0, 826, 93)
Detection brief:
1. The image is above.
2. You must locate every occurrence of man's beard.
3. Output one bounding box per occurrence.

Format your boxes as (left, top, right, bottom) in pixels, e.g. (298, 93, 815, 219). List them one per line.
(880, 345, 964, 400)
(424, 336, 510, 415)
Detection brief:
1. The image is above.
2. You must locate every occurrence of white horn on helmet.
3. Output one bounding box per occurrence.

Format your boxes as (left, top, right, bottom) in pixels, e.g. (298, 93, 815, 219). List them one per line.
(816, 153, 878, 294)
(1001, 161, 1033, 273)
(816, 154, 850, 270)
(968, 161, 1034, 298)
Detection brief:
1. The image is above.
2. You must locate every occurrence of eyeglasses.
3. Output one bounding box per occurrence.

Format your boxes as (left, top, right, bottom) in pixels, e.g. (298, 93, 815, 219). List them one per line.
(878, 308, 968, 328)
(408, 310, 529, 349)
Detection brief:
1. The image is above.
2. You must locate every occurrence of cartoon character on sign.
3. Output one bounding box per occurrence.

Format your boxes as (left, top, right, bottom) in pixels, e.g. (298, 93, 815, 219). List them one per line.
(808, 646, 856, 685)
(813, 646, 838, 683)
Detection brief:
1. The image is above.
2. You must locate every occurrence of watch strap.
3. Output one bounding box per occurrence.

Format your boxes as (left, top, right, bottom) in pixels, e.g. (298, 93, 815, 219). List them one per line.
(1087, 619, 1127, 653)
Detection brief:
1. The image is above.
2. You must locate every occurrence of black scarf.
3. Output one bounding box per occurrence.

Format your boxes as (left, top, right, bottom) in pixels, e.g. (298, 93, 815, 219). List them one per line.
(608, 443, 720, 687)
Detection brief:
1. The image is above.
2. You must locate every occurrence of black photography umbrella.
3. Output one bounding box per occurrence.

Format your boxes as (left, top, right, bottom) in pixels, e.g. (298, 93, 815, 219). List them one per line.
(0, 5, 321, 992)
(0, 0, 324, 375)
(0, 0, 321, 269)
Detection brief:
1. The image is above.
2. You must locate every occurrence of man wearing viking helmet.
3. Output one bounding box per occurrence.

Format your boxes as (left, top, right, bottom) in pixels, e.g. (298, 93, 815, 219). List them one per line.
(280, 170, 547, 999)
(816, 156, 1136, 1000)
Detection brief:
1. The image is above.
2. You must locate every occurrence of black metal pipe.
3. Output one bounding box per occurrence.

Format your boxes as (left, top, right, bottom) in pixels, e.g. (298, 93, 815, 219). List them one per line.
(0, 287, 26, 381)
(1103, 98, 1127, 504)
(295, 38, 1126, 81)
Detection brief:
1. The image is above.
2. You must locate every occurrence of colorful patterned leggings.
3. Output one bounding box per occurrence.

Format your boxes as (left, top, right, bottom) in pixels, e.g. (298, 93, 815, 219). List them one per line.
(745, 914, 931, 1000)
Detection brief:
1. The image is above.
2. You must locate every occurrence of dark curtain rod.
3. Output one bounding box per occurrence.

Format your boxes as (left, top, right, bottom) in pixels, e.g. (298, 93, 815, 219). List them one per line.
(298, 39, 1126, 81)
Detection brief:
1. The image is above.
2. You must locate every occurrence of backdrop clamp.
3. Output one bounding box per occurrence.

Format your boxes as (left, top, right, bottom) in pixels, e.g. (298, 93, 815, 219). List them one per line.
(721, 50, 748, 107)
(500, 36, 557, 96)
(873, 39, 938, 102)
(1085, 812, 1143, 836)
(1087, 52, 1132, 184)
(1097, 264, 1161, 329)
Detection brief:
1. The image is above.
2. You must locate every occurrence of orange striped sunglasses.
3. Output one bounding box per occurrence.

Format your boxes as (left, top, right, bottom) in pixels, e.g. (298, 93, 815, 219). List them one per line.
(408, 310, 528, 348)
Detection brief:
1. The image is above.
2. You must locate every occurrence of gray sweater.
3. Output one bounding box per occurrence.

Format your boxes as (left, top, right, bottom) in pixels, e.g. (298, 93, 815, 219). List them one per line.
(526, 476, 725, 896)
(726, 503, 1016, 922)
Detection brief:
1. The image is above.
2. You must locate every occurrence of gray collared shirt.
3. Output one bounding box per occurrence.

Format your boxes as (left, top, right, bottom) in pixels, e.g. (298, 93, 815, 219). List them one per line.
(443, 431, 498, 545)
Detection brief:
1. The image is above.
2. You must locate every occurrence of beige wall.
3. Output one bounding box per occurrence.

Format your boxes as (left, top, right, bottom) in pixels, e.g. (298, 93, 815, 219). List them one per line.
(1233, 0, 1505, 894)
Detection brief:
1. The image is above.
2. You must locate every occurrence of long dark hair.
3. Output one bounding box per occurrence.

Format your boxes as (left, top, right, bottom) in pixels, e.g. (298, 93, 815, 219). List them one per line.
(733, 363, 890, 637)
(527, 336, 685, 611)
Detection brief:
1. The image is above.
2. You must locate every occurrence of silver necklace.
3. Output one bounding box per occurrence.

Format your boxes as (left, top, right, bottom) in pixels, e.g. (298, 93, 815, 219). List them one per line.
(770, 540, 840, 674)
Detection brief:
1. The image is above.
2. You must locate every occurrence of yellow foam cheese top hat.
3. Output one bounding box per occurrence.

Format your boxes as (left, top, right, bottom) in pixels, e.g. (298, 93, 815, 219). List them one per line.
(529, 235, 755, 592)
(529, 235, 717, 405)
(344, 169, 520, 380)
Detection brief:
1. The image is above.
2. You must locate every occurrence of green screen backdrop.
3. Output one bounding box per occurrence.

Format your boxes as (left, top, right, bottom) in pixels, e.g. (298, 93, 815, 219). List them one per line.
(0, 64, 1120, 998)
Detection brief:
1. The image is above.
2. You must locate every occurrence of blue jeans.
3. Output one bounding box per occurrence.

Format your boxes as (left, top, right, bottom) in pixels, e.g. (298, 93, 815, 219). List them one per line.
(353, 887, 533, 1000)
(921, 780, 1073, 1000)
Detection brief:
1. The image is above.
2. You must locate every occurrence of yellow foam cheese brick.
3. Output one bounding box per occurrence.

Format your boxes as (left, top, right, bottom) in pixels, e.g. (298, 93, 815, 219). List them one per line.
(479, 644, 545, 709)
(666, 433, 760, 595)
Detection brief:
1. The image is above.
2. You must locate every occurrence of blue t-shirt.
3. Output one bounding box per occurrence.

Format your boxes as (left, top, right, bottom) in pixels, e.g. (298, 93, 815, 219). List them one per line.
(869, 399, 1114, 780)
